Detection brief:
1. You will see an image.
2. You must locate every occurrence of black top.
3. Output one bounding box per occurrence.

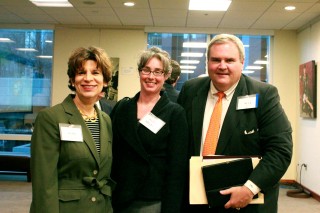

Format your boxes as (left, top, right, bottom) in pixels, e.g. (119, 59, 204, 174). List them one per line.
(110, 91, 189, 213)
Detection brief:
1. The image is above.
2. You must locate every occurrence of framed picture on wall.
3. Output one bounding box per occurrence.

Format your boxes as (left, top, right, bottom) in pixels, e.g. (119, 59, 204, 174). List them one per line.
(299, 60, 317, 118)
(107, 57, 119, 101)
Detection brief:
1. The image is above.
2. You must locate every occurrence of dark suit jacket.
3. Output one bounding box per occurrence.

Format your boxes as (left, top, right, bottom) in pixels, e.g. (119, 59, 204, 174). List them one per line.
(110, 91, 189, 213)
(178, 75, 292, 213)
(99, 98, 116, 115)
(163, 82, 180, 103)
(30, 94, 113, 213)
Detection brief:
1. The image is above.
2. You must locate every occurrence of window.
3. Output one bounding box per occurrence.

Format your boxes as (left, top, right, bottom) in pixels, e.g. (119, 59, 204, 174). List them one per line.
(211, 34, 270, 83)
(0, 29, 53, 154)
(148, 33, 207, 91)
(147, 33, 270, 91)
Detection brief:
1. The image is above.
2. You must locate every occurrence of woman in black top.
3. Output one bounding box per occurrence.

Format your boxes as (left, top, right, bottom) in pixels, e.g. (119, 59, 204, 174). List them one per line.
(110, 47, 189, 213)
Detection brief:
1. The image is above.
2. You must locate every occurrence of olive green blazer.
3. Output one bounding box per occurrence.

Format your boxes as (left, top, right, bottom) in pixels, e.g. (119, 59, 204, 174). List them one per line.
(30, 94, 113, 213)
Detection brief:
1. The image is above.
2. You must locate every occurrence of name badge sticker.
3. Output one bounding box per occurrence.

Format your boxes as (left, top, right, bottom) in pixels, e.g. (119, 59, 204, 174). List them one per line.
(59, 123, 83, 142)
(139, 112, 166, 134)
(236, 94, 259, 110)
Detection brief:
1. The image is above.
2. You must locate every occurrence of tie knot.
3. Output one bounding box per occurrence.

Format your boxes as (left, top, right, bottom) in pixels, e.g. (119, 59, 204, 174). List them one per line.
(216, 92, 225, 99)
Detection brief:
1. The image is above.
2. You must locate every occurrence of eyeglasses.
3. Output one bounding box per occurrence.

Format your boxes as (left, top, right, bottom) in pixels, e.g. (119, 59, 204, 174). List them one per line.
(140, 68, 164, 76)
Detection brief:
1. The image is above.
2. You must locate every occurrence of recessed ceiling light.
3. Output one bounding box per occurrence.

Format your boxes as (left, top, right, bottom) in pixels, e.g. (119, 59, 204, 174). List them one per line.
(284, 5, 296, 11)
(124, 2, 135, 7)
(189, 0, 232, 11)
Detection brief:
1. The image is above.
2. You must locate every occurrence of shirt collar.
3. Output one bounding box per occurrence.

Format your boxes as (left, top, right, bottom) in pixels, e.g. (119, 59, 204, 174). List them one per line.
(209, 80, 239, 101)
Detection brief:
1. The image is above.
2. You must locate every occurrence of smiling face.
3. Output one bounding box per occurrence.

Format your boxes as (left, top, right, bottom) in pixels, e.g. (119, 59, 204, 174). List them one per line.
(207, 41, 244, 92)
(73, 60, 106, 104)
(139, 57, 168, 96)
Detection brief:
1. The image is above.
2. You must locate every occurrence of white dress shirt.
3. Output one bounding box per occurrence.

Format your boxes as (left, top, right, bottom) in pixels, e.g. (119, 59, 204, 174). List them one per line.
(200, 80, 261, 195)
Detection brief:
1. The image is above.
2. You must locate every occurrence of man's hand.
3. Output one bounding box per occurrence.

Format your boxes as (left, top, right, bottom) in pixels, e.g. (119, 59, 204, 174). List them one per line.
(220, 185, 254, 210)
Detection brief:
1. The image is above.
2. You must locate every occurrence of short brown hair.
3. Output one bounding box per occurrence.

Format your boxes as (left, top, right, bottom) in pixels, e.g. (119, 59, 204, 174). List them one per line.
(137, 46, 172, 75)
(67, 46, 113, 92)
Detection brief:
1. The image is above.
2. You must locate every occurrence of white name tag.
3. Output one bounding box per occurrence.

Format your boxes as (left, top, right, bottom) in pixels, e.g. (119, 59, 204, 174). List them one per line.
(139, 112, 165, 134)
(59, 123, 83, 142)
(236, 94, 259, 110)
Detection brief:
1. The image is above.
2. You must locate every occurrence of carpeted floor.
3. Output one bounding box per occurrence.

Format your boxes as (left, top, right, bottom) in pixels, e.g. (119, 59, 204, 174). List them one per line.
(0, 175, 319, 213)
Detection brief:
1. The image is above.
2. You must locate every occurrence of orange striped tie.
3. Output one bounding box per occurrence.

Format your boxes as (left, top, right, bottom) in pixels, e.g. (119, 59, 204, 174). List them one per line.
(202, 92, 225, 156)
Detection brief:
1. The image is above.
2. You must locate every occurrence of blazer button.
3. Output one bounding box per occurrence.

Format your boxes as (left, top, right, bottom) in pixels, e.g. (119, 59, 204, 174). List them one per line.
(91, 197, 96, 202)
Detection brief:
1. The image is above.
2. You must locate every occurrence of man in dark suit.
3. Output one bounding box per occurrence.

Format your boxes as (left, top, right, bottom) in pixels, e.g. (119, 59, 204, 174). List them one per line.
(163, 59, 181, 102)
(96, 91, 116, 115)
(99, 97, 116, 115)
(178, 34, 292, 212)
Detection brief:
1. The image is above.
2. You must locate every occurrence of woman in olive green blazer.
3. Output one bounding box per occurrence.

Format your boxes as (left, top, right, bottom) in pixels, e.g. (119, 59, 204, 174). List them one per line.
(30, 46, 114, 213)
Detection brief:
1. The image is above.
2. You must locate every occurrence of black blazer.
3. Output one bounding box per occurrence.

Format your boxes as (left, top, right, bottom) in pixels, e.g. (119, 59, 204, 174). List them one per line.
(178, 74, 293, 213)
(99, 98, 116, 115)
(110, 92, 189, 213)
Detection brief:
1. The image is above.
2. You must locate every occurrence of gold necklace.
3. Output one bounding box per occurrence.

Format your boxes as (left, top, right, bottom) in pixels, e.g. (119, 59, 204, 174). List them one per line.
(78, 108, 98, 122)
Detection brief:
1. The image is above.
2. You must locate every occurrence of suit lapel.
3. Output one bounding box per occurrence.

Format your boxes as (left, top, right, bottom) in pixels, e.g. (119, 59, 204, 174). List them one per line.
(192, 78, 211, 155)
(116, 95, 149, 159)
(62, 95, 101, 164)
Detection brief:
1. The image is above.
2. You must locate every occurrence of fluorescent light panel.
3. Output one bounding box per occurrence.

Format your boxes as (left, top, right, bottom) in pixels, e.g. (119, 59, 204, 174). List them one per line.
(30, 0, 73, 7)
(16, 48, 38, 51)
(189, 0, 232, 11)
(245, 66, 263, 70)
(181, 70, 195, 74)
(183, 42, 207, 48)
(37, 55, 53, 58)
(181, 52, 204, 57)
(0, 38, 14, 42)
(284, 6, 296, 11)
(180, 60, 200, 64)
(180, 65, 197, 69)
(254, 60, 268, 65)
(242, 70, 255, 74)
(124, 2, 135, 7)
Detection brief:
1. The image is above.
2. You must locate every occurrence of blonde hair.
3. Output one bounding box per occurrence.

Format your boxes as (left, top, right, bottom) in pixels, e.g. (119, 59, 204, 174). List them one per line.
(207, 34, 245, 61)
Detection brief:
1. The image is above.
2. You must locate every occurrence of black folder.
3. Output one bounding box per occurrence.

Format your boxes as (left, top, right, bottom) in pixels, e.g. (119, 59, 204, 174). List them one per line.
(201, 158, 253, 207)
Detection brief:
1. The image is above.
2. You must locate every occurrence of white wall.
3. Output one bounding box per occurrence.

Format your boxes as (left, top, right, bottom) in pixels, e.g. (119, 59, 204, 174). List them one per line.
(297, 20, 320, 195)
(272, 30, 299, 180)
(51, 26, 300, 182)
